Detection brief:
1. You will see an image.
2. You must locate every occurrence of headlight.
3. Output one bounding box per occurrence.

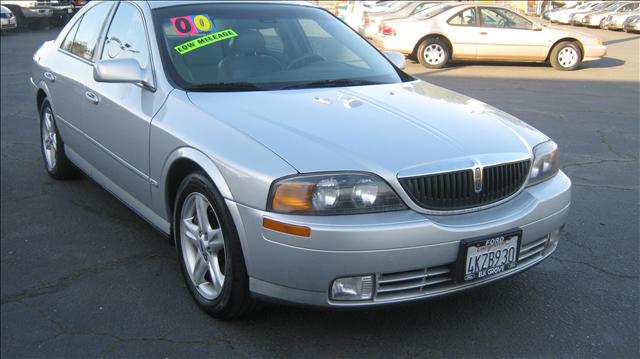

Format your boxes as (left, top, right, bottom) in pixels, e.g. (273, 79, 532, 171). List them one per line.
(268, 172, 406, 215)
(528, 141, 560, 186)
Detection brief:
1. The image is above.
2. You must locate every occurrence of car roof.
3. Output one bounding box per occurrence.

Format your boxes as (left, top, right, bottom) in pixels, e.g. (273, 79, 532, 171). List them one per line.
(145, 0, 318, 10)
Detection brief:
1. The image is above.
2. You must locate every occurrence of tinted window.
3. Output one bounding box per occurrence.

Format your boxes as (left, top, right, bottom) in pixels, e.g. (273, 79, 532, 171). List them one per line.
(153, 4, 407, 91)
(101, 2, 150, 68)
(448, 8, 477, 26)
(61, 17, 81, 52)
(480, 8, 531, 29)
(70, 2, 112, 61)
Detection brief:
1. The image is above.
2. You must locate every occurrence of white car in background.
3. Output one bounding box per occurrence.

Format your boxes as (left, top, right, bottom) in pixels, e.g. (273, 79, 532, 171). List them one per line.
(358, 1, 438, 39)
(570, 2, 617, 26)
(372, 3, 606, 71)
(0, 5, 16, 31)
(549, 1, 600, 24)
(604, 8, 640, 30)
(583, 1, 639, 28)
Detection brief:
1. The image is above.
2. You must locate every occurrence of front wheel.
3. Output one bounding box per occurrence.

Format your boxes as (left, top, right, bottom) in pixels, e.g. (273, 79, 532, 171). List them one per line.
(549, 41, 582, 71)
(39, 100, 80, 179)
(173, 172, 254, 319)
(416, 38, 449, 69)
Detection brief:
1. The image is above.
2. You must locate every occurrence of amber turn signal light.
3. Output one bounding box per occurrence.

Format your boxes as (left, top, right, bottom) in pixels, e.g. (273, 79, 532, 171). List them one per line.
(263, 218, 311, 237)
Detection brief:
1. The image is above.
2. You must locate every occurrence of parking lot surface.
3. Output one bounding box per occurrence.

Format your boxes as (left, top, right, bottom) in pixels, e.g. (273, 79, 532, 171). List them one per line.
(1, 26, 638, 358)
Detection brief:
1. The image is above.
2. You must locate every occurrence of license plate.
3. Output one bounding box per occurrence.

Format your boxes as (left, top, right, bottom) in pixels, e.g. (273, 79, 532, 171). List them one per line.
(457, 231, 521, 282)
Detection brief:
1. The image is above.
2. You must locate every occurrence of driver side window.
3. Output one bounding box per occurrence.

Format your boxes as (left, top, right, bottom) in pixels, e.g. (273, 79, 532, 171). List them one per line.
(480, 8, 532, 30)
(101, 2, 150, 68)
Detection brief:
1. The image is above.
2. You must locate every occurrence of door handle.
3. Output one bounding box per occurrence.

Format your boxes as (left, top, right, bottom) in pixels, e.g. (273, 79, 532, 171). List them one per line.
(480, 31, 488, 35)
(85, 91, 99, 104)
(44, 71, 56, 82)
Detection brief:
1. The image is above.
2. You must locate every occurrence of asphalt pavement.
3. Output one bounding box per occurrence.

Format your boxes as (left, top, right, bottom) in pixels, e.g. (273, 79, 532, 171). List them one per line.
(1, 25, 639, 358)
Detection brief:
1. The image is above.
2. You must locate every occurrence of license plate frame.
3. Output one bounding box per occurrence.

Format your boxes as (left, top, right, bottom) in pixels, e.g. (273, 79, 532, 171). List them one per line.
(455, 229, 522, 282)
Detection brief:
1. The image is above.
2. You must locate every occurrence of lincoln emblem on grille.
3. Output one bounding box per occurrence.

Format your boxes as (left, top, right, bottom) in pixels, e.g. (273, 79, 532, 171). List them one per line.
(473, 166, 483, 193)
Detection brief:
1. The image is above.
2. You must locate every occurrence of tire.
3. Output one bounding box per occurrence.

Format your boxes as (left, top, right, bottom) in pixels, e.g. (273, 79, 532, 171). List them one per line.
(39, 100, 80, 179)
(599, 19, 606, 29)
(549, 41, 582, 71)
(416, 37, 449, 69)
(173, 171, 254, 319)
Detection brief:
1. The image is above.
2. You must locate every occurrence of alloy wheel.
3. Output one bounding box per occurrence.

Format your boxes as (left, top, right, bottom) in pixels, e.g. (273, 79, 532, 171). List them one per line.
(41, 108, 57, 171)
(180, 192, 227, 300)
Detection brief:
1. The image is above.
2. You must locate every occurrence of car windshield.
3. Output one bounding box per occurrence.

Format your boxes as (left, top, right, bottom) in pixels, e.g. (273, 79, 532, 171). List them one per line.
(153, 3, 408, 91)
(414, 3, 454, 19)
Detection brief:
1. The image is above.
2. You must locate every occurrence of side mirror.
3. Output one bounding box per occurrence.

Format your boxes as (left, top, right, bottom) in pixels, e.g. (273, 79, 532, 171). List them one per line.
(93, 58, 154, 89)
(384, 51, 406, 70)
(532, 23, 543, 31)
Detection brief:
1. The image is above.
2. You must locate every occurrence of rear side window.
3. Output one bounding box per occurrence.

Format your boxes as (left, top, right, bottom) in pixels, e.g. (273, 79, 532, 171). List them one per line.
(101, 2, 150, 68)
(68, 2, 113, 61)
(448, 8, 477, 26)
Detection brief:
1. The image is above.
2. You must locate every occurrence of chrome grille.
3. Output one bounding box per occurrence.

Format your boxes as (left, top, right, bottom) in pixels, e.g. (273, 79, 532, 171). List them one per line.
(399, 160, 531, 211)
(373, 235, 550, 301)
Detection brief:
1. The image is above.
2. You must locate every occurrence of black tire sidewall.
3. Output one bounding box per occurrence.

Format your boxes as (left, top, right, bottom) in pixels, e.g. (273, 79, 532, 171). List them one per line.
(550, 42, 581, 71)
(417, 38, 449, 69)
(173, 172, 248, 317)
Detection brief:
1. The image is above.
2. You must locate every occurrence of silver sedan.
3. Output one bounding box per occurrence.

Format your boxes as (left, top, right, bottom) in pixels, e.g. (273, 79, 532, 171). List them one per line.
(32, 0, 571, 318)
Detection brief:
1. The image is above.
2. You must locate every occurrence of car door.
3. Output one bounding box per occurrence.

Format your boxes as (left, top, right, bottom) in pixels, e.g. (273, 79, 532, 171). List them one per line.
(81, 1, 157, 205)
(44, 2, 114, 156)
(476, 7, 547, 61)
(444, 6, 479, 60)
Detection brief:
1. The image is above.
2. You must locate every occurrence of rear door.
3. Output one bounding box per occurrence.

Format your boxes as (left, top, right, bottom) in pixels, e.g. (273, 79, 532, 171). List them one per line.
(48, 2, 115, 157)
(476, 7, 547, 61)
(81, 1, 159, 205)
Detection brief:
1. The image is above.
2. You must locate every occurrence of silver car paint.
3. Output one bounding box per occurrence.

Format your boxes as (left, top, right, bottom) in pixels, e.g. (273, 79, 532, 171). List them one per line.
(32, 0, 571, 307)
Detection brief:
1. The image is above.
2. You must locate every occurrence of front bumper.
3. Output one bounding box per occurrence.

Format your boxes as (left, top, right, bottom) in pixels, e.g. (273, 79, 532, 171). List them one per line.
(21, 7, 53, 18)
(583, 44, 607, 61)
(229, 171, 572, 307)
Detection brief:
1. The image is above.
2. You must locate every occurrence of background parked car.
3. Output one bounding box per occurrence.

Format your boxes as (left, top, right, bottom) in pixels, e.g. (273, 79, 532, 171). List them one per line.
(372, 3, 606, 71)
(358, 1, 438, 39)
(623, 14, 640, 32)
(568, 2, 614, 26)
(0, 5, 16, 32)
(603, 8, 640, 30)
(550, 1, 600, 24)
(582, 1, 638, 28)
(0, 0, 73, 29)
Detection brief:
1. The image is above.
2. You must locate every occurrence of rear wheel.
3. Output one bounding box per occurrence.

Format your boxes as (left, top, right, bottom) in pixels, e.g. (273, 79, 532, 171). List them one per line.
(173, 172, 254, 319)
(417, 38, 449, 69)
(550, 41, 582, 71)
(39, 100, 80, 179)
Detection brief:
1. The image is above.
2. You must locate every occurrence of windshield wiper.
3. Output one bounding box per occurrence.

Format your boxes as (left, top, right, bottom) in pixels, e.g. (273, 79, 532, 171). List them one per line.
(281, 79, 383, 90)
(185, 82, 264, 92)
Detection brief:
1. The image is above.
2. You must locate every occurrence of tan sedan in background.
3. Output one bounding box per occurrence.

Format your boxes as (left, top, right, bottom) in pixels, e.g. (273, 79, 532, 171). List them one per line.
(372, 3, 607, 71)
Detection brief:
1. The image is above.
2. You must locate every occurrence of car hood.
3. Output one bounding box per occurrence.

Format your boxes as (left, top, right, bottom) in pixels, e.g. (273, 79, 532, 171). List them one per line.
(187, 81, 547, 175)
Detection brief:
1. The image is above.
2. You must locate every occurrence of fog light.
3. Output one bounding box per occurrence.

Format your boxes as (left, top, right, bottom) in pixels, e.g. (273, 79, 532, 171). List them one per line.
(331, 275, 374, 301)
